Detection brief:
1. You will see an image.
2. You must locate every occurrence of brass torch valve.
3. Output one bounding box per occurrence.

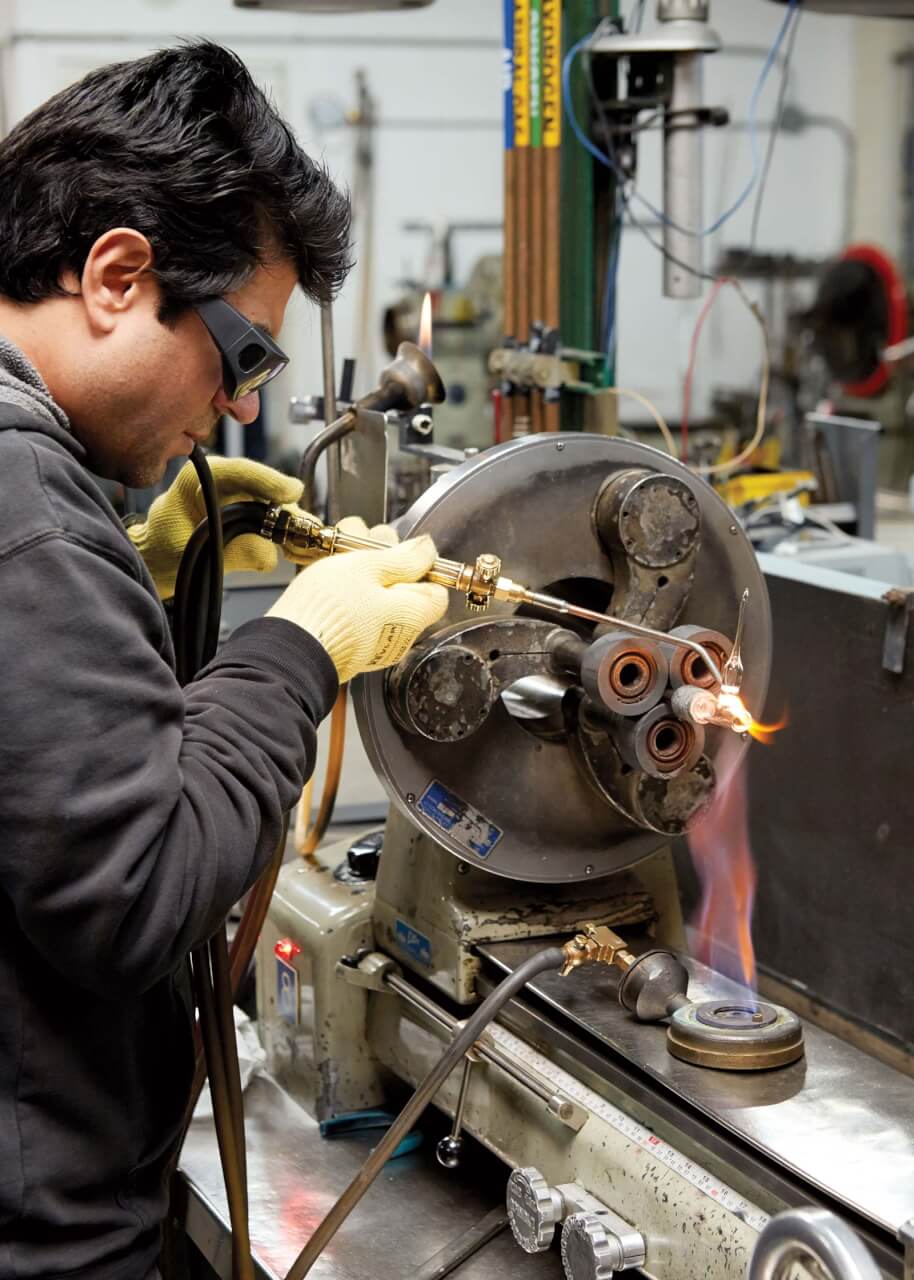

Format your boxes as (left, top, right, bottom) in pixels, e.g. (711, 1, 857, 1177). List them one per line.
(559, 924, 637, 978)
(261, 505, 528, 614)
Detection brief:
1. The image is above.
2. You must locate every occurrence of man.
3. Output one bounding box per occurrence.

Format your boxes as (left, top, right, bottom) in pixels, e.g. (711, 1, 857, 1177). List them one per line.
(0, 41, 447, 1280)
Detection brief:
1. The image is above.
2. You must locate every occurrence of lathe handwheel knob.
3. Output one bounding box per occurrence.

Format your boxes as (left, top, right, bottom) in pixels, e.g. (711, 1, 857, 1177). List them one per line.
(506, 1166, 563, 1253)
(561, 1212, 625, 1280)
(435, 1135, 463, 1169)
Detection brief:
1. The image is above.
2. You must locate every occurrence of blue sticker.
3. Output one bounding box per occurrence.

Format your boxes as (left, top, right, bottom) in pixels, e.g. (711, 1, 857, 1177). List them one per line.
(395, 919, 433, 968)
(276, 956, 299, 1025)
(417, 780, 503, 860)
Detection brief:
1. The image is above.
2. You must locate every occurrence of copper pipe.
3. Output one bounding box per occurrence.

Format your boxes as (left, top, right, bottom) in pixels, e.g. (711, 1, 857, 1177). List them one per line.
(529, 0, 545, 434)
(512, 0, 532, 437)
(530, 140, 545, 435)
(514, 144, 531, 437)
(503, 150, 517, 438)
(297, 687, 348, 856)
(542, 0, 562, 433)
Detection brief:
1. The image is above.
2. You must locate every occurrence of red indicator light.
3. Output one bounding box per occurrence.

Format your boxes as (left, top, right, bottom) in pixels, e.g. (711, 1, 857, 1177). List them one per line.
(274, 937, 302, 963)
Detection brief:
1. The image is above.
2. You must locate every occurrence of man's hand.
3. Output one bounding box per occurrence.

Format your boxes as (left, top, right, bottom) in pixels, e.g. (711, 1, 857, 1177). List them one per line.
(127, 457, 305, 599)
(267, 533, 449, 684)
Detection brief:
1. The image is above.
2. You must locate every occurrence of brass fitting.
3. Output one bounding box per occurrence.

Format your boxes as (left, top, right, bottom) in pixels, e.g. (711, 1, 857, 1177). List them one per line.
(559, 924, 637, 978)
(466, 553, 503, 611)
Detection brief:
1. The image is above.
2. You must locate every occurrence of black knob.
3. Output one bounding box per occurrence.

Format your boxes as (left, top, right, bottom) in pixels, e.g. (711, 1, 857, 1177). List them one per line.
(340, 829, 384, 882)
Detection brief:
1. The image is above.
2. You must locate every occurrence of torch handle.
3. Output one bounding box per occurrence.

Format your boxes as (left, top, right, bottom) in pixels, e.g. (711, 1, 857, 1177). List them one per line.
(260, 505, 724, 686)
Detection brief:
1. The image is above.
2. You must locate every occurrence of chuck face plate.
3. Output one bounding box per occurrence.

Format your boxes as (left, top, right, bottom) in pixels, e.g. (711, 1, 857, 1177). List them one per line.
(355, 435, 771, 883)
(667, 999, 805, 1071)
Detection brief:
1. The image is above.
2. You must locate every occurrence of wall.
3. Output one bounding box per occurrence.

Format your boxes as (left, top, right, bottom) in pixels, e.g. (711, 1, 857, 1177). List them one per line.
(0, 1, 902, 436)
(0, 0, 503, 458)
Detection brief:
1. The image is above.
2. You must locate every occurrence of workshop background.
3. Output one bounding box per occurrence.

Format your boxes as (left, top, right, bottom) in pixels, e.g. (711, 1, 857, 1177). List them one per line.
(0, 0, 906, 446)
(4, 3, 914, 1279)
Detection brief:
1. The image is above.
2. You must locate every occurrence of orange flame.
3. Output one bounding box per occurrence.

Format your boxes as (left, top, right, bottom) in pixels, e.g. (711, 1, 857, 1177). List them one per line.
(689, 763, 757, 989)
(747, 710, 788, 745)
(713, 690, 788, 746)
(418, 291, 433, 357)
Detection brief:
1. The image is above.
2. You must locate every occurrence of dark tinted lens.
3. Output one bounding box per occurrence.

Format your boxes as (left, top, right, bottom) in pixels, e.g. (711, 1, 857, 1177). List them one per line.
(238, 341, 268, 372)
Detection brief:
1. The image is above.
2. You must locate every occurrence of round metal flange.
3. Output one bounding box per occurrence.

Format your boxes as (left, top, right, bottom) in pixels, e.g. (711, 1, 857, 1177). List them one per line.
(667, 1000, 805, 1071)
(353, 435, 771, 883)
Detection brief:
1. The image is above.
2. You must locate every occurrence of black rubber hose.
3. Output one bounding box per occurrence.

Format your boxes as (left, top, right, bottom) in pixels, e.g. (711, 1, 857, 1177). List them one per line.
(189, 447, 224, 668)
(283, 946, 566, 1280)
(172, 501, 269, 682)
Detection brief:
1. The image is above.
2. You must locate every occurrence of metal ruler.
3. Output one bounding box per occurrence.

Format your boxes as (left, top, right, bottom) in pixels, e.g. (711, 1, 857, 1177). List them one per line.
(484, 1020, 770, 1233)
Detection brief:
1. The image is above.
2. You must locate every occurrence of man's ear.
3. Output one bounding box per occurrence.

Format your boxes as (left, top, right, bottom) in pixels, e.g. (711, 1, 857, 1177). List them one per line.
(78, 228, 157, 335)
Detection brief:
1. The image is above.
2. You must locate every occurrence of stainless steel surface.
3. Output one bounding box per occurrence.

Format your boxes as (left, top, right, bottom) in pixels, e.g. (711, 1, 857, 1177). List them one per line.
(481, 939, 914, 1236)
(410, 1207, 510, 1280)
(749, 1208, 882, 1280)
(663, 48, 704, 299)
(751, 555, 914, 1050)
(354, 434, 771, 883)
(386, 971, 587, 1130)
(803, 414, 881, 541)
(336, 407, 389, 528)
(180, 1074, 563, 1279)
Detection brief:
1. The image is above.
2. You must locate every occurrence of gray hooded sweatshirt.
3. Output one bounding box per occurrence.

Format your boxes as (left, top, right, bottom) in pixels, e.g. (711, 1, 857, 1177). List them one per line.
(0, 341, 337, 1280)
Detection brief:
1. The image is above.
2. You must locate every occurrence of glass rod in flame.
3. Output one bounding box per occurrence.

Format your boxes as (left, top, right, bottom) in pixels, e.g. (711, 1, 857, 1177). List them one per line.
(418, 291, 433, 358)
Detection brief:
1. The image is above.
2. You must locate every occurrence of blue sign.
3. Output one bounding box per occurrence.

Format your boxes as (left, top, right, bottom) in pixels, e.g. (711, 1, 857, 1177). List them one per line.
(276, 956, 299, 1025)
(395, 919, 433, 969)
(418, 780, 503, 860)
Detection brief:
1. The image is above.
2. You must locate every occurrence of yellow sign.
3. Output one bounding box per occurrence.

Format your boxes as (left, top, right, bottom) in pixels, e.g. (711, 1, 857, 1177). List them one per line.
(542, 0, 561, 147)
(513, 0, 531, 148)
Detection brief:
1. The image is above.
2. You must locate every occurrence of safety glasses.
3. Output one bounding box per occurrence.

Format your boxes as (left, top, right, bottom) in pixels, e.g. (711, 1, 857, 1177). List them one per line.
(195, 298, 289, 401)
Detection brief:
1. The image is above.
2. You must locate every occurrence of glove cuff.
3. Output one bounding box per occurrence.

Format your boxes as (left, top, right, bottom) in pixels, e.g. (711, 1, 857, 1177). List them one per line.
(292, 597, 361, 684)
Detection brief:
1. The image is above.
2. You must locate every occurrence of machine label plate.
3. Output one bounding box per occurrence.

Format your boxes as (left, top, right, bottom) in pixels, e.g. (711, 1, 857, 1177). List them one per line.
(275, 957, 300, 1025)
(485, 1021, 770, 1233)
(417, 781, 503, 859)
(395, 919, 433, 968)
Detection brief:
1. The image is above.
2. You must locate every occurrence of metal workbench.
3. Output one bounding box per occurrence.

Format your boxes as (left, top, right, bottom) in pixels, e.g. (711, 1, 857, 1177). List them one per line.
(180, 1073, 561, 1279)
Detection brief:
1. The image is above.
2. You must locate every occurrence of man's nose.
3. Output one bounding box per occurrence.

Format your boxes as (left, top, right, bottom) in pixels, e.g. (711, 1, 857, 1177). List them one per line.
(213, 386, 261, 425)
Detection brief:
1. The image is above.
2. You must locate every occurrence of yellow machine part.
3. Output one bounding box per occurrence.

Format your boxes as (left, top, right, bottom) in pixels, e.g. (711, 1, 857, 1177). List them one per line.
(717, 470, 815, 510)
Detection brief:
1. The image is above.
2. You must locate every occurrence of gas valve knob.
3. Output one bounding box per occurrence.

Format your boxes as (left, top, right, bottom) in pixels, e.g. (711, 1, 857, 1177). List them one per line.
(506, 1167, 563, 1253)
(466, 553, 501, 612)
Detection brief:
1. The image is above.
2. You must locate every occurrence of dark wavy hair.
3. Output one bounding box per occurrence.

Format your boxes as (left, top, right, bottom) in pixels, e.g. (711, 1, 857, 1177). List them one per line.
(0, 40, 352, 319)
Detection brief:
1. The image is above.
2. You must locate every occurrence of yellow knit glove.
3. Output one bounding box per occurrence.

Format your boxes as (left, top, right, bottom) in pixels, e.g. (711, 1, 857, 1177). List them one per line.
(267, 534, 449, 684)
(127, 457, 305, 599)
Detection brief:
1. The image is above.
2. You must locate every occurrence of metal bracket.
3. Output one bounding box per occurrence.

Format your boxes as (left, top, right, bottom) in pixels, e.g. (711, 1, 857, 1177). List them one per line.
(336, 950, 401, 991)
(881, 587, 914, 675)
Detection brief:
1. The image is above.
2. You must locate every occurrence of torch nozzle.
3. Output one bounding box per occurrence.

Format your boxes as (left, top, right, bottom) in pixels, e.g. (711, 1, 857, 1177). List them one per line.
(356, 340, 446, 414)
